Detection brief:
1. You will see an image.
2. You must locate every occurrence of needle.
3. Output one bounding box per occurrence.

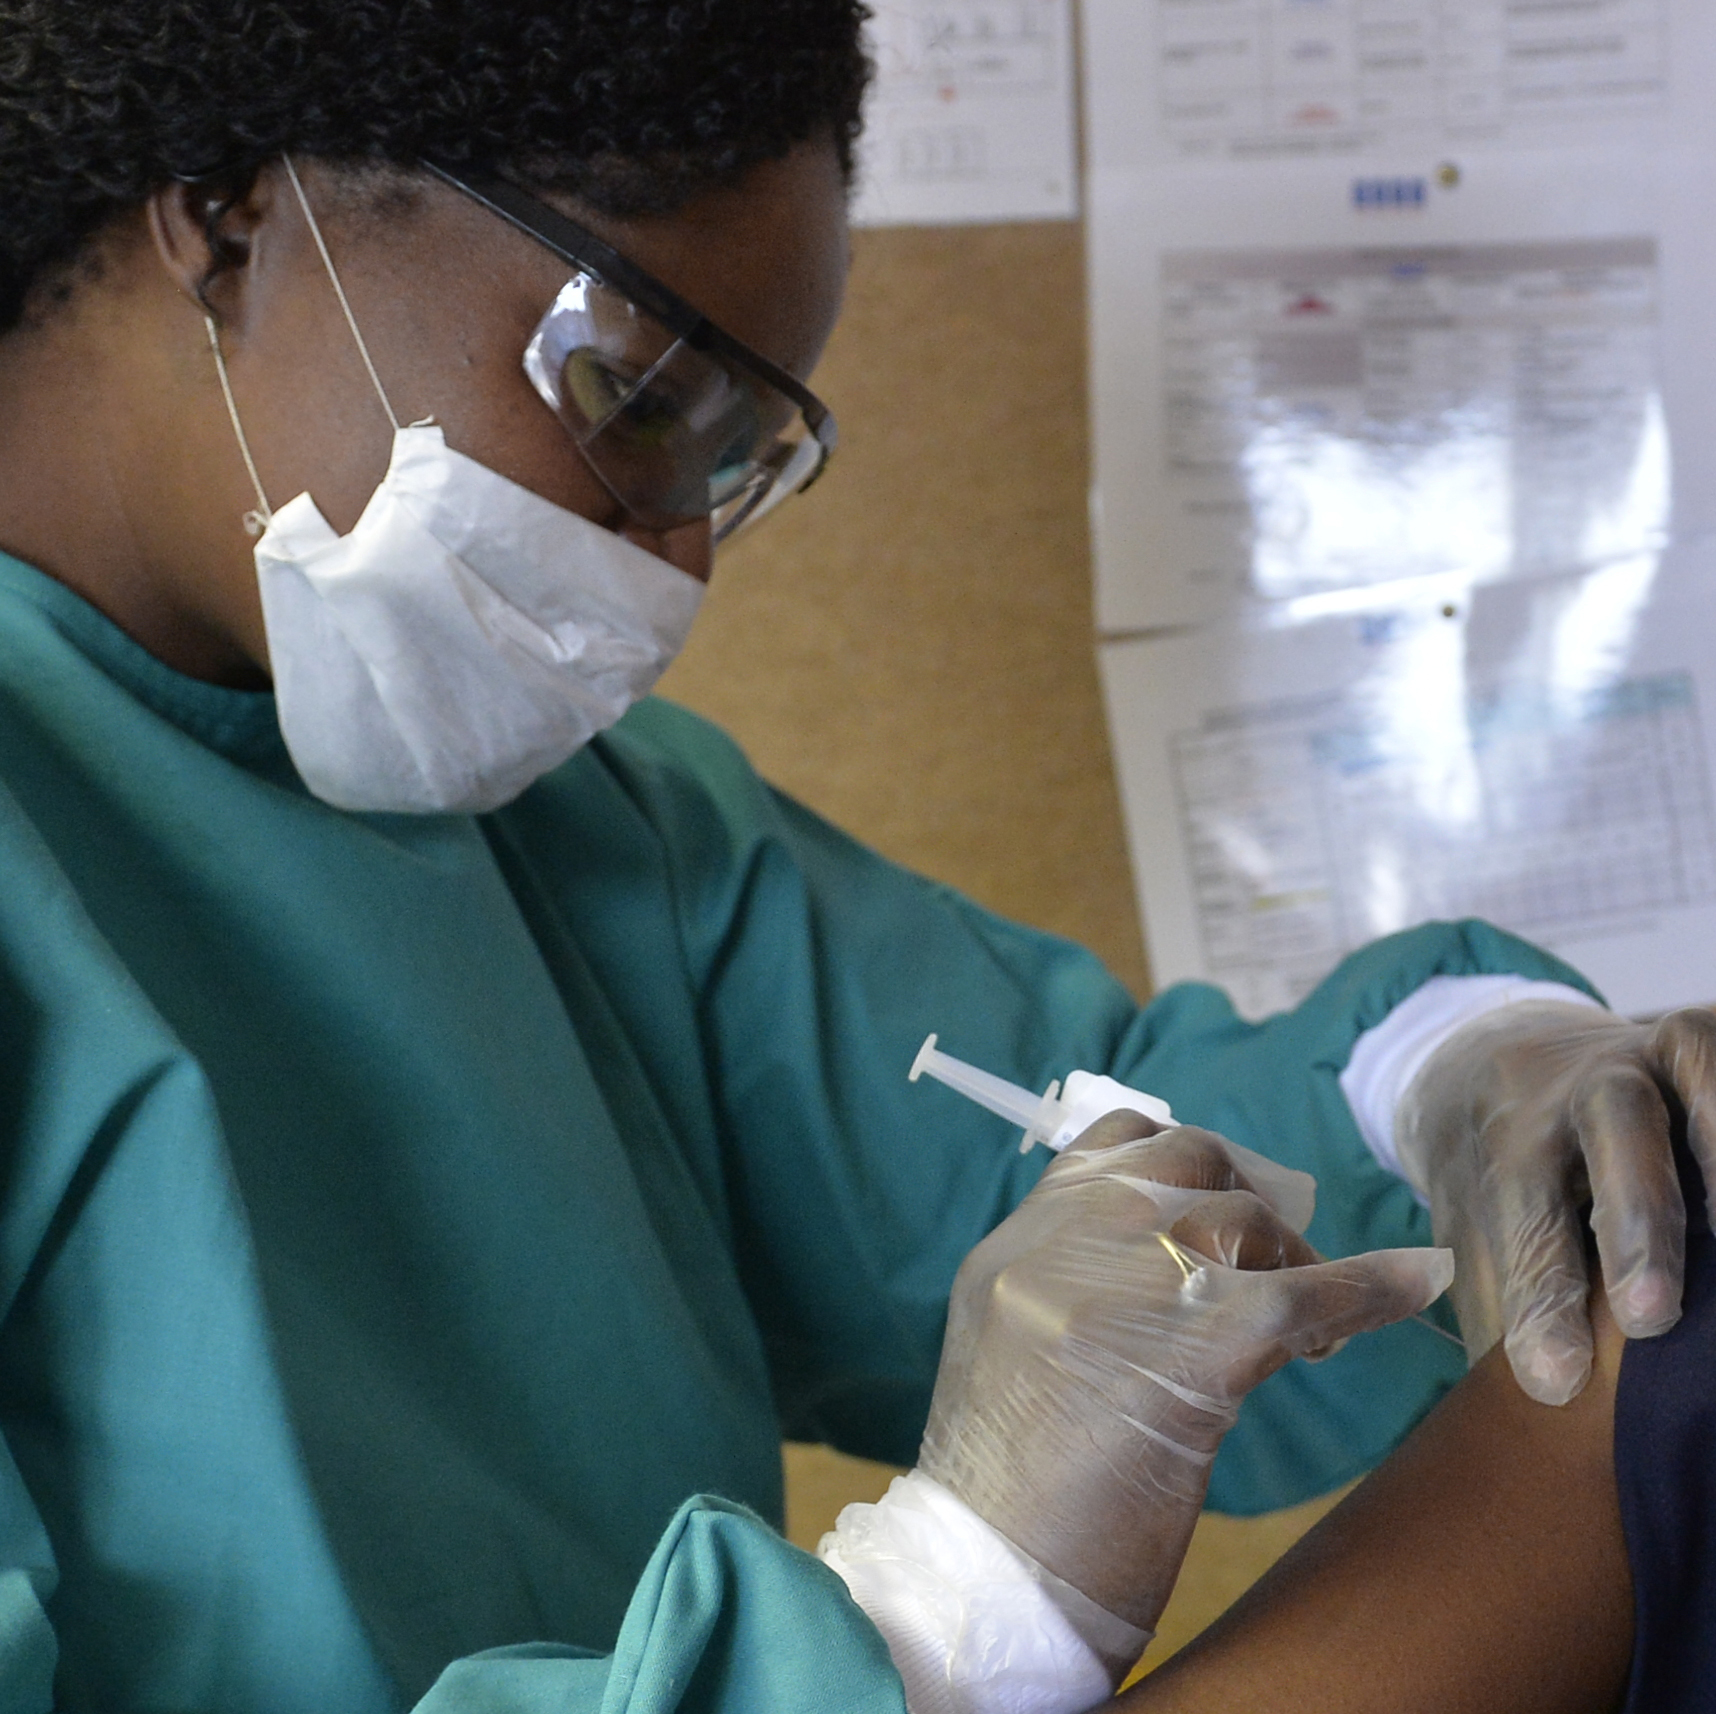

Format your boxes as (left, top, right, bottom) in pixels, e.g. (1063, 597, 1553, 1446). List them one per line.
(1413, 1312, 1465, 1349)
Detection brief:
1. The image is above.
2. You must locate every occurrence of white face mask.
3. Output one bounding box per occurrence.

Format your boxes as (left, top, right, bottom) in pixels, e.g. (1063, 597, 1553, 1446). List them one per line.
(207, 159, 705, 815)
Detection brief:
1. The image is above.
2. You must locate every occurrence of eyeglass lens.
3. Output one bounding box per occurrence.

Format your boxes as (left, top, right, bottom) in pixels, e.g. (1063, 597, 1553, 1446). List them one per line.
(524, 275, 827, 540)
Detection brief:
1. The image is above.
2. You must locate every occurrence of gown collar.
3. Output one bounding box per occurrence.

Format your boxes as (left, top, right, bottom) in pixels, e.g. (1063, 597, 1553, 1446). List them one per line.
(0, 549, 285, 766)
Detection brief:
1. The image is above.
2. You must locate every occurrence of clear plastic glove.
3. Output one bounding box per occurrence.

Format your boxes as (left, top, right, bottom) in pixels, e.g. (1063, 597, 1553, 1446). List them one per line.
(917, 1112, 1454, 1636)
(1398, 999, 1716, 1407)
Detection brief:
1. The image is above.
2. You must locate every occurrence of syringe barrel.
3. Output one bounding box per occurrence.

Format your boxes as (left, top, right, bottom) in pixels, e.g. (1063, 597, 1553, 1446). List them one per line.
(910, 1034, 1043, 1132)
(909, 1034, 1316, 1234)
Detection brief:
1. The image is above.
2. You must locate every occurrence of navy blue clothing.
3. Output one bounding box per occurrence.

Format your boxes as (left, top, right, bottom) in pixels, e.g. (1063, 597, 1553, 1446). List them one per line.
(1617, 1146, 1716, 1713)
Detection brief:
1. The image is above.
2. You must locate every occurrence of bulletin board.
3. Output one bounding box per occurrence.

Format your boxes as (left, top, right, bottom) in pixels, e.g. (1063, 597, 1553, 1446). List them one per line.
(659, 220, 1151, 1002)
(1085, 0, 1716, 1022)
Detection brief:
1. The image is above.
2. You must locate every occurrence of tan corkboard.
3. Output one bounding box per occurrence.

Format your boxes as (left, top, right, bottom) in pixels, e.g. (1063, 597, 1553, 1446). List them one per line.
(660, 220, 1150, 999)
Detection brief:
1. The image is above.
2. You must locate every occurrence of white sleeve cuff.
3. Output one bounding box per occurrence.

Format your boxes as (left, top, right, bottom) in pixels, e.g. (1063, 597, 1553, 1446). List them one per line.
(1339, 974, 1603, 1199)
(817, 1470, 1149, 1714)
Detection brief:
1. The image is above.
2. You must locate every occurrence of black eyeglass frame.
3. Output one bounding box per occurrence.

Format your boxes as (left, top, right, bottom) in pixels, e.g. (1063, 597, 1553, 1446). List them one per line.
(422, 160, 838, 486)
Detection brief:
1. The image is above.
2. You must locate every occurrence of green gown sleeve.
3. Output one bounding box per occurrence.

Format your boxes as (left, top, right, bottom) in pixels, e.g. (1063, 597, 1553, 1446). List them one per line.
(0, 760, 912, 1714)
(0, 1446, 57, 1713)
(415, 1499, 906, 1714)
(575, 700, 1599, 1515)
(0, 1486, 909, 1714)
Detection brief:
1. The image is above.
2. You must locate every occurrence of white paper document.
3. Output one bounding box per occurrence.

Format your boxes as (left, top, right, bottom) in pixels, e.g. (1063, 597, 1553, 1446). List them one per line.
(1086, 0, 1716, 1014)
(851, 1, 1079, 225)
(1161, 236, 1666, 599)
(1152, 0, 1672, 162)
(1084, 0, 1716, 631)
(1086, 145, 1716, 631)
(1101, 544, 1716, 1019)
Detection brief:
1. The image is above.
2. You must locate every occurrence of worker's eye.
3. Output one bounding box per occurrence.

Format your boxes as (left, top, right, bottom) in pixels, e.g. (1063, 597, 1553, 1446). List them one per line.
(609, 378, 688, 449)
(561, 351, 699, 456)
(560, 351, 647, 432)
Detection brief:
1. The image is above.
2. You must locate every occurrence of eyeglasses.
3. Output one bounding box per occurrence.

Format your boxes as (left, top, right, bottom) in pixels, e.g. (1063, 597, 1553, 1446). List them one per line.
(424, 162, 837, 543)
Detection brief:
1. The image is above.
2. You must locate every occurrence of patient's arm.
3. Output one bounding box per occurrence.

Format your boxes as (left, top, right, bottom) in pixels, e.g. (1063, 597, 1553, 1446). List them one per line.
(1110, 1291, 1631, 1714)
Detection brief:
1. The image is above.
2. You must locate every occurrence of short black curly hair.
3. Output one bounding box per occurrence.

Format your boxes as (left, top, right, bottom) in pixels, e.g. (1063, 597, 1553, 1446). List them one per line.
(0, 0, 871, 330)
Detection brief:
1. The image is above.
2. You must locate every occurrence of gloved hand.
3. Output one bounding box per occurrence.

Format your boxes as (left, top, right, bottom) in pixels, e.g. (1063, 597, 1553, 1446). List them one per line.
(916, 1112, 1453, 1636)
(1397, 1000, 1716, 1406)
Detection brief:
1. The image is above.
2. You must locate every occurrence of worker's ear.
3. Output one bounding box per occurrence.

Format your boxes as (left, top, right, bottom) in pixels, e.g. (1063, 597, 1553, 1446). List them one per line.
(146, 169, 277, 325)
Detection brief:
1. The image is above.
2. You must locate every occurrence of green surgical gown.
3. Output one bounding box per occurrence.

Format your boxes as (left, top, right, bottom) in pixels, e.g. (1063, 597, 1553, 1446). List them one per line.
(0, 550, 1594, 1713)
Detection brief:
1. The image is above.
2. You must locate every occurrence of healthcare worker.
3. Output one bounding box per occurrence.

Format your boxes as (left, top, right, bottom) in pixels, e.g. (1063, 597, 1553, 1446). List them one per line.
(0, 3, 1711, 1712)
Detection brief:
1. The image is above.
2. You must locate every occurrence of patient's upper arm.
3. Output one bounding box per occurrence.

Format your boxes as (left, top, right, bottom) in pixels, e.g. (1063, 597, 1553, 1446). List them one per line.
(1114, 1289, 1631, 1714)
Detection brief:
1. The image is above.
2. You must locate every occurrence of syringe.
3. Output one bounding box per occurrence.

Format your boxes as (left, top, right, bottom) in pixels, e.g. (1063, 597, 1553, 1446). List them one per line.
(909, 1035, 1465, 1349)
(910, 1032, 1317, 1234)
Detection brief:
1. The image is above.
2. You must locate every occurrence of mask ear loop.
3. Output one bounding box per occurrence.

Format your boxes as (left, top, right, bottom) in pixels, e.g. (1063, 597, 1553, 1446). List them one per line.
(204, 314, 276, 538)
(281, 154, 402, 434)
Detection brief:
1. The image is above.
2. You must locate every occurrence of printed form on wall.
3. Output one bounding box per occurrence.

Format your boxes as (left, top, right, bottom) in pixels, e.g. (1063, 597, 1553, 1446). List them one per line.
(1084, 0, 1716, 1016)
(850, 2, 1079, 225)
(1155, 1, 1671, 162)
